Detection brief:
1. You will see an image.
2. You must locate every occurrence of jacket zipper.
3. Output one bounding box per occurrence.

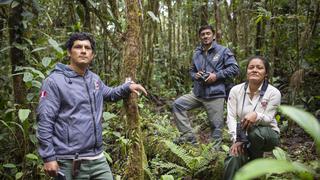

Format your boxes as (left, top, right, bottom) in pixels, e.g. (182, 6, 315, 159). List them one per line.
(93, 91, 97, 111)
(83, 77, 97, 153)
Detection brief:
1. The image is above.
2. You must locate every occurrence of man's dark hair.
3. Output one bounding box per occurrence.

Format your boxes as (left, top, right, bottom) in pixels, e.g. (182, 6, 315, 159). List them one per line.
(246, 55, 270, 79)
(65, 32, 96, 52)
(198, 25, 215, 35)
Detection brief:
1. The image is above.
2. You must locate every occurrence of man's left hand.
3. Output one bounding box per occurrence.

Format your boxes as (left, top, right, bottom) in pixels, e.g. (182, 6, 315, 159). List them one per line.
(129, 83, 147, 96)
(205, 72, 217, 84)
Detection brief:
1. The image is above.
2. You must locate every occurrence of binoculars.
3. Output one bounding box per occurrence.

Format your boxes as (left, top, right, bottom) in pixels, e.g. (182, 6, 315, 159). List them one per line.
(236, 122, 249, 144)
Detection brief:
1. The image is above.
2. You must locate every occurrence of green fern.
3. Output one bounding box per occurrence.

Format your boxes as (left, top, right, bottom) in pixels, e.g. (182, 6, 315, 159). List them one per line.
(152, 160, 189, 173)
(152, 123, 177, 138)
(162, 140, 194, 167)
(161, 140, 222, 177)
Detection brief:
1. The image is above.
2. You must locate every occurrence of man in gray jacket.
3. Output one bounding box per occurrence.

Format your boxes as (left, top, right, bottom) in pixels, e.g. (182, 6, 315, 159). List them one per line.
(37, 32, 146, 179)
(173, 25, 239, 146)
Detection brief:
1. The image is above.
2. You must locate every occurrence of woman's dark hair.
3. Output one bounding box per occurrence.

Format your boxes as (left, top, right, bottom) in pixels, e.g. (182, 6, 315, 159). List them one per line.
(246, 56, 270, 79)
(65, 32, 96, 52)
(198, 25, 215, 35)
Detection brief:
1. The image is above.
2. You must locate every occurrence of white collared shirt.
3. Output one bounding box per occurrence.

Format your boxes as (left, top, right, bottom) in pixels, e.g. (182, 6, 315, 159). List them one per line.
(226, 82, 281, 142)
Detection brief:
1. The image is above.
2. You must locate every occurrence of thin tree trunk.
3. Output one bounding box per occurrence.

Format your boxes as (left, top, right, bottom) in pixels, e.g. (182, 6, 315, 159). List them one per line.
(200, 0, 208, 25)
(299, 1, 319, 59)
(123, 0, 144, 179)
(177, 0, 181, 55)
(269, 0, 276, 81)
(78, 0, 91, 31)
(8, 1, 26, 105)
(166, 0, 172, 87)
(224, 0, 238, 56)
(255, 20, 262, 55)
(214, 0, 222, 43)
(143, 0, 159, 87)
(295, 0, 300, 69)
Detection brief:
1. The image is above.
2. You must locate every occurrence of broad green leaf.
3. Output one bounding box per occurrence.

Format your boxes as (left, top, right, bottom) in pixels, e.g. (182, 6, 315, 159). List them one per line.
(255, 15, 263, 24)
(87, 0, 97, 8)
(18, 109, 31, 122)
(29, 134, 38, 145)
(0, 46, 11, 52)
(107, 8, 114, 19)
(32, 80, 42, 89)
(279, 105, 320, 150)
(13, 42, 27, 50)
(23, 72, 33, 82)
(103, 112, 117, 121)
(11, 1, 20, 8)
(15, 172, 23, 179)
(5, 108, 15, 114)
(23, 37, 33, 45)
(22, 20, 28, 29)
(31, 47, 47, 52)
(221, 144, 230, 152)
(26, 153, 38, 160)
(112, 131, 121, 138)
(161, 175, 174, 180)
(42, 57, 52, 67)
(234, 159, 314, 180)
(138, 103, 144, 108)
(17, 66, 45, 79)
(147, 11, 160, 23)
(103, 152, 113, 163)
(3, 163, 16, 168)
(26, 93, 35, 101)
(273, 147, 289, 161)
(48, 38, 63, 53)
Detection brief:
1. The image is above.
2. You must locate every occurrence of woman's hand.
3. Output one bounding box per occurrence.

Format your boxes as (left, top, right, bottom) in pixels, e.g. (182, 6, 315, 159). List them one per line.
(241, 112, 257, 131)
(230, 142, 245, 156)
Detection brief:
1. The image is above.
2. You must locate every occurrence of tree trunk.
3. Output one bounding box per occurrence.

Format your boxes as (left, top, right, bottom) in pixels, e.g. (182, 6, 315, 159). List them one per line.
(269, 1, 276, 81)
(8, 0, 26, 105)
(255, 20, 263, 55)
(200, 0, 208, 25)
(143, 0, 159, 87)
(123, 0, 145, 179)
(224, 0, 238, 56)
(214, 0, 222, 43)
(78, 0, 91, 31)
(166, 0, 172, 87)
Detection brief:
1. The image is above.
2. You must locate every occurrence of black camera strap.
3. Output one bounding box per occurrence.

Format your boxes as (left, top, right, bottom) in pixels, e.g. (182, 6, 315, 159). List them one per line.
(202, 46, 226, 72)
(239, 80, 268, 120)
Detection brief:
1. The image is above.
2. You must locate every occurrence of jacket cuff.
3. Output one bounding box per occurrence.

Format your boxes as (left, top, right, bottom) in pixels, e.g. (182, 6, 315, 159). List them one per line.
(43, 155, 56, 162)
(123, 82, 132, 95)
(216, 71, 224, 80)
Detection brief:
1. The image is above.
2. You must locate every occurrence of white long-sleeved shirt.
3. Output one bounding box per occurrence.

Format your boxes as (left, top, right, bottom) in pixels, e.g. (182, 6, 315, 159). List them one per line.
(226, 82, 281, 142)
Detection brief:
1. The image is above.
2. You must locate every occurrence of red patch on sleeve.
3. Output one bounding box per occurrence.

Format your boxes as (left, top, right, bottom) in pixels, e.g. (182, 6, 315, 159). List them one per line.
(40, 91, 47, 98)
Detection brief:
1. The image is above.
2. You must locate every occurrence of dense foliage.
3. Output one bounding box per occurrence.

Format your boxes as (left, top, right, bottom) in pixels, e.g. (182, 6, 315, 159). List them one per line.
(0, 0, 319, 179)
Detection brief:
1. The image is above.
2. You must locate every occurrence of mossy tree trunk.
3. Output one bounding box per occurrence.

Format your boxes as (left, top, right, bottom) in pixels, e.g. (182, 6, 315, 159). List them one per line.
(8, 0, 26, 105)
(123, 0, 145, 179)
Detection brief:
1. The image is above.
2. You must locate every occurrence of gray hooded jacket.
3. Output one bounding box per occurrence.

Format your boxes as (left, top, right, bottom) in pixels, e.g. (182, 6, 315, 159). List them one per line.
(36, 63, 131, 162)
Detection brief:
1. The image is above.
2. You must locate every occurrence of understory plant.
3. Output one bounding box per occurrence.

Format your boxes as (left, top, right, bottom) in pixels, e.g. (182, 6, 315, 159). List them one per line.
(234, 106, 320, 180)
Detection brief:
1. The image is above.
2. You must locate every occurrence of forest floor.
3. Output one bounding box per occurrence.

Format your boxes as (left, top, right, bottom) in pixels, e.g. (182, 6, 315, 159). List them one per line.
(280, 125, 318, 162)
